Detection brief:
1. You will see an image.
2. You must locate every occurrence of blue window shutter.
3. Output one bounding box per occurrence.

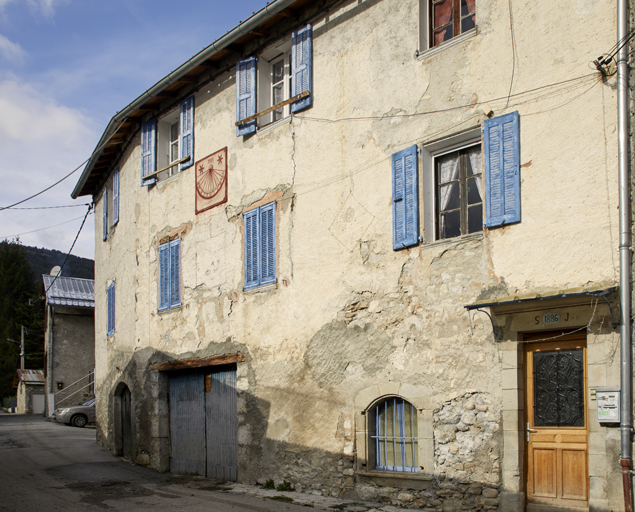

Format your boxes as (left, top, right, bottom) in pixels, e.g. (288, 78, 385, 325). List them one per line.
(170, 239, 181, 307)
(107, 282, 115, 335)
(111, 283, 115, 335)
(180, 96, 195, 170)
(259, 202, 276, 285)
(141, 119, 157, 186)
(291, 24, 312, 113)
(392, 145, 419, 250)
(243, 208, 259, 288)
(484, 111, 520, 227)
(158, 243, 170, 310)
(102, 188, 108, 242)
(236, 57, 257, 136)
(113, 167, 119, 226)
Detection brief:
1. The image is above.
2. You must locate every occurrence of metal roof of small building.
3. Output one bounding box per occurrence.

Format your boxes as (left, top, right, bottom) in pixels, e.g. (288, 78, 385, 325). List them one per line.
(42, 275, 95, 308)
(14, 369, 45, 387)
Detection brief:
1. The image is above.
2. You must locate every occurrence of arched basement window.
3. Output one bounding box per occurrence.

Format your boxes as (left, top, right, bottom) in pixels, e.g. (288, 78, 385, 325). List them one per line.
(371, 397, 418, 472)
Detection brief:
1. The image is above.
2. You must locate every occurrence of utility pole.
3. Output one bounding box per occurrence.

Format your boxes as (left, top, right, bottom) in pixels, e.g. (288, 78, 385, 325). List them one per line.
(20, 325, 25, 370)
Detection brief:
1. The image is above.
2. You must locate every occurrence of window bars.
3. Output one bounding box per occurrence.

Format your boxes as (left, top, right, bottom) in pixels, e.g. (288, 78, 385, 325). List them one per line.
(371, 397, 419, 472)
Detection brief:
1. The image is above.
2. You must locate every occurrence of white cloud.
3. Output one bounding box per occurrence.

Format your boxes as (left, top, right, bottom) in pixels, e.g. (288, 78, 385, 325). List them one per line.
(0, 0, 68, 18)
(27, 0, 69, 18)
(0, 34, 25, 62)
(0, 76, 97, 258)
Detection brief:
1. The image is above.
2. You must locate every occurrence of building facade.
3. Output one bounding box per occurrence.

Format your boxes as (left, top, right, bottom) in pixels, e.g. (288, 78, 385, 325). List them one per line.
(72, 0, 627, 510)
(13, 369, 45, 414)
(42, 274, 95, 415)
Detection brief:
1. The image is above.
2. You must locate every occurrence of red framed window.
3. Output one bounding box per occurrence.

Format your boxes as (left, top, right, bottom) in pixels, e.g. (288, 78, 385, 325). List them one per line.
(431, 0, 475, 47)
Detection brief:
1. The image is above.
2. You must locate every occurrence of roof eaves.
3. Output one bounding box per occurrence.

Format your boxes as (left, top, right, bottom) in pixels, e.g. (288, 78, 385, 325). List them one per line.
(71, 0, 299, 199)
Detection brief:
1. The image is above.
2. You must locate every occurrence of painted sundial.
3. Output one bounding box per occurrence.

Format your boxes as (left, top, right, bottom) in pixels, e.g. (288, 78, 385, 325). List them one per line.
(195, 147, 228, 214)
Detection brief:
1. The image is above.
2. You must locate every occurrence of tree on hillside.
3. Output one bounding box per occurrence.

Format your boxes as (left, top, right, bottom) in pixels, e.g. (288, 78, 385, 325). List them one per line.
(0, 239, 45, 401)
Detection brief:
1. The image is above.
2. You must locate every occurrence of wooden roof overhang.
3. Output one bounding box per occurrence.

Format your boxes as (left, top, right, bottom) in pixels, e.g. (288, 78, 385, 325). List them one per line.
(72, 0, 319, 199)
(150, 352, 246, 372)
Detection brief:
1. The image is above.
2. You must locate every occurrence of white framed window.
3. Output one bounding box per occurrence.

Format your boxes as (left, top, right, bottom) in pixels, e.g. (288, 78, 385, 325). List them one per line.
(157, 110, 182, 179)
(236, 25, 313, 136)
(421, 127, 482, 243)
(141, 96, 194, 186)
(258, 41, 292, 127)
(419, 0, 476, 55)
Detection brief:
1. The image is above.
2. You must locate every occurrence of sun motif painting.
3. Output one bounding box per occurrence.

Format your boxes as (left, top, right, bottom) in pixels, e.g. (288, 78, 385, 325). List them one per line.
(195, 147, 228, 214)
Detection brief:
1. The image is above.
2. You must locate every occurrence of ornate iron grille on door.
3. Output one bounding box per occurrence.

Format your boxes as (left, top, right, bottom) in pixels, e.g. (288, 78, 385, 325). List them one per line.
(534, 349, 584, 427)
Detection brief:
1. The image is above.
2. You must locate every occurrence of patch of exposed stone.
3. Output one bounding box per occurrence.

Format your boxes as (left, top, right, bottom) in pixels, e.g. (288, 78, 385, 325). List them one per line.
(434, 392, 501, 483)
(356, 480, 500, 510)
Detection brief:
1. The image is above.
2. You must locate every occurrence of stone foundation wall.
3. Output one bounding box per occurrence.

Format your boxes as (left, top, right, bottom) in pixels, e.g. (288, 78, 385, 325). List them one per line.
(434, 392, 501, 485)
(356, 479, 500, 510)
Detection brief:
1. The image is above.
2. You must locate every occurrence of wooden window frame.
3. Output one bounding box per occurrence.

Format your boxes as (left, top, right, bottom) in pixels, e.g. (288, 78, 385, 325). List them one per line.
(429, 0, 476, 48)
(434, 143, 483, 240)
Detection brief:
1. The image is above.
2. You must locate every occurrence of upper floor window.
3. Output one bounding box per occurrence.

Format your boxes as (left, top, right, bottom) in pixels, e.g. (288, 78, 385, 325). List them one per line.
(392, 112, 521, 247)
(102, 167, 119, 242)
(431, 0, 476, 47)
(236, 25, 312, 136)
(243, 202, 276, 289)
(107, 281, 115, 336)
(436, 144, 482, 239)
(371, 397, 418, 473)
(158, 238, 181, 310)
(258, 41, 293, 126)
(141, 96, 195, 186)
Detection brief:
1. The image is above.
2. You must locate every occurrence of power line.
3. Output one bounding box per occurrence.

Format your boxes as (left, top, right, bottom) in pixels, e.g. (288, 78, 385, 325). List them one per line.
(7, 203, 91, 210)
(295, 73, 599, 124)
(44, 204, 93, 295)
(505, 0, 517, 109)
(0, 212, 93, 239)
(0, 119, 126, 212)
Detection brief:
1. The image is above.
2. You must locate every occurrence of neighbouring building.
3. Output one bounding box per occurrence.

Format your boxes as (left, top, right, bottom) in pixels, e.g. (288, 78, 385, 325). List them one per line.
(13, 369, 45, 414)
(42, 273, 95, 416)
(71, 0, 628, 510)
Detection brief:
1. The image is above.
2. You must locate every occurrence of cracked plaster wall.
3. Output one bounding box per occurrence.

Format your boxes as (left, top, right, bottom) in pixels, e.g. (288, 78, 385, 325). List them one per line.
(91, 0, 620, 508)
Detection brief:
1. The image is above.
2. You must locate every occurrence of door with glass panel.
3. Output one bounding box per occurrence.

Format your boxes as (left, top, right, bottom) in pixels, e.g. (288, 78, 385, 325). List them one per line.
(372, 397, 418, 472)
(523, 333, 588, 509)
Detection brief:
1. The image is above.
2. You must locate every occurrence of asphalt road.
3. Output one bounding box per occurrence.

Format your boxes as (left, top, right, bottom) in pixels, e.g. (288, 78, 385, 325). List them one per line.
(0, 413, 323, 512)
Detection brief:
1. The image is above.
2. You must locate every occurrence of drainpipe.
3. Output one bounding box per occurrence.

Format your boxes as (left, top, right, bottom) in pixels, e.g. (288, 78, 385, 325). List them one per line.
(47, 305, 55, 416)
(618, 0, 633, 509)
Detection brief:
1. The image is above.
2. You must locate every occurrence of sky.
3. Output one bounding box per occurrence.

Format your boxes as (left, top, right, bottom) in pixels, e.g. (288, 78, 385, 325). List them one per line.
(0, 0, 265, 260)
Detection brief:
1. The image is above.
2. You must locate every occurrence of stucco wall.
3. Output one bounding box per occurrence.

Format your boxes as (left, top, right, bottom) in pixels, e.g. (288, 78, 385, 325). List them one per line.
(47, 306, 95, 408)
(90, 0, 622, 510)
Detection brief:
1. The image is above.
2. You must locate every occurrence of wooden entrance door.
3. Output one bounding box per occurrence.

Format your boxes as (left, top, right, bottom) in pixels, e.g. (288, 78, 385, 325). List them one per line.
(524, 332, 588, 510)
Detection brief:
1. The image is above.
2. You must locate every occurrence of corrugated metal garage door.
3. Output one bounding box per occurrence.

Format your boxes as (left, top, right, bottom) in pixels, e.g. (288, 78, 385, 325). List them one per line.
(169, 373, 206, 475)
(169, 367, 237, 480)
(206, 369, 237, 480)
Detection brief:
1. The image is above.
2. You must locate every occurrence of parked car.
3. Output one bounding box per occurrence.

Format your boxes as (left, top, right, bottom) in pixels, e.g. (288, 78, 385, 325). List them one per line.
(53, 398, 95, 428)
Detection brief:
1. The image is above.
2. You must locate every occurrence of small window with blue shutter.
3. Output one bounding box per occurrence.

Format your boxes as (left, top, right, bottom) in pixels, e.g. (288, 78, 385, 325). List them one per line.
(243, 202, 276, 289)
(102, 188, 108, 242)
(483, 111, 520, 228)
(113, 167, 119, 226)
(291, 24, 312, 113)
(236, 57, 257, 136)
(392, 145, 420, 250)
(141, 119, 157, 186)
(158, 238, 181, 310)
(236, 25, 313, 133)
(107, 281, 115, 336)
